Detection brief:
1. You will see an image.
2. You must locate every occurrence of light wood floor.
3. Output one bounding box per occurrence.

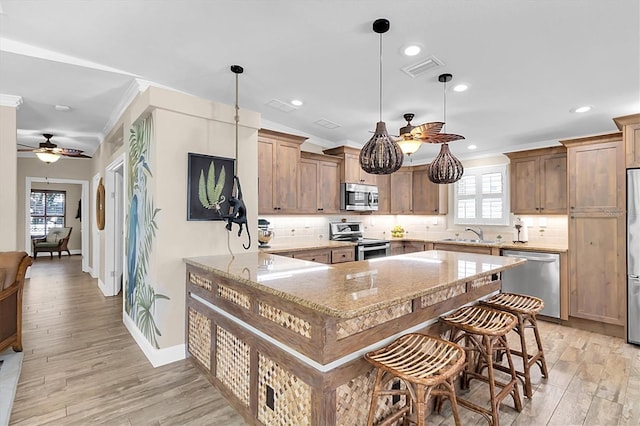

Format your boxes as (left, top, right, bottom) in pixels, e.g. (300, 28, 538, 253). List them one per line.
(9, 256, 640, 425)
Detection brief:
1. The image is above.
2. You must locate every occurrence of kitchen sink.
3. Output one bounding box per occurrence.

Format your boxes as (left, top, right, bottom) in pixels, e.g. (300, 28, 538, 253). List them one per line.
(439, 238, 498, 244)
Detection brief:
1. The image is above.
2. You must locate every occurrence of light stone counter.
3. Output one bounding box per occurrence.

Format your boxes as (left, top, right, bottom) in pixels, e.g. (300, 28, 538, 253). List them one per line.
(184, 250, 525, 319)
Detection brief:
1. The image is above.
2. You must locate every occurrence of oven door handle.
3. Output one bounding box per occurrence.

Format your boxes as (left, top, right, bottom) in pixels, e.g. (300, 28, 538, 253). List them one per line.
(359, 243, 390, 251)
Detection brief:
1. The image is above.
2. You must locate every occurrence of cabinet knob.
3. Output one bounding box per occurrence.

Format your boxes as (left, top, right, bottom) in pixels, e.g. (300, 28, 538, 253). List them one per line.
(311, 258, 316, 261)
(570, 206, 575, 209)
(540, 207, 544, 211)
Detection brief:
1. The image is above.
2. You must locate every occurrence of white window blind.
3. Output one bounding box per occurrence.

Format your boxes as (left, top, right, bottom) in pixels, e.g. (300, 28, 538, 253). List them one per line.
(454, 164, 509, 225)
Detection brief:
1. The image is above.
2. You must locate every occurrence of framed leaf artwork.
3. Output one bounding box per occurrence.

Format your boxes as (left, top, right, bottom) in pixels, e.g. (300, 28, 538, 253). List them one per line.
(187, 153, 236, 221)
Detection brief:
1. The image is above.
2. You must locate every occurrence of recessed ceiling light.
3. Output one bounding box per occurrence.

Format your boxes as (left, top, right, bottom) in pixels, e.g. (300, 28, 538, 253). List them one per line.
(572, 105, 592, 113)
(291, 99, 303, 107)
(453, 84, 469, 92)
(54, 104, 71, 111)
(467, 144, 477, 150)
(403, 45, 421, 57)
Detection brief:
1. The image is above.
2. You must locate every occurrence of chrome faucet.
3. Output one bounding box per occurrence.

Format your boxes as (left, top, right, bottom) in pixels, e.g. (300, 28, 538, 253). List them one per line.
(465, 226, 484, 240)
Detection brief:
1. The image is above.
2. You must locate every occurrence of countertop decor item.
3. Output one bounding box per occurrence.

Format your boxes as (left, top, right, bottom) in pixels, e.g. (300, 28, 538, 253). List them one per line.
(359, 18, 403, 175)
(427, 74, 465, 184)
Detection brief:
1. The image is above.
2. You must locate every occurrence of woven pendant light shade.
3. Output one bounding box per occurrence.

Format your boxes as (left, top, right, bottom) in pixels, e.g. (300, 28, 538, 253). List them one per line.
(428, 143, 464, 184)
(360, 121, 404, 174)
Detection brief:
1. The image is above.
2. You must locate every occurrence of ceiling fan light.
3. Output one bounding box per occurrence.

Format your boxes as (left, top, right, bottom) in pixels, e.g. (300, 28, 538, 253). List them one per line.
(360, 122, 403, 174)
(428, 143, 464, 184)
(397, 138, 424, 156)
(36, 151, 61, 163)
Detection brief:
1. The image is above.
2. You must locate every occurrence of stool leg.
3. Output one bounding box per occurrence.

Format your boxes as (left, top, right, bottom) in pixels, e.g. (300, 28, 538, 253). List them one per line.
(502, 335, 523, 413)
(367, 369, 384, 426)
(515, 313, 534, 398)
(530, 315, 549, 378)
(415, 384, 427, 426)
(483, 335, 501, 426)
(443, 378, 462, 426)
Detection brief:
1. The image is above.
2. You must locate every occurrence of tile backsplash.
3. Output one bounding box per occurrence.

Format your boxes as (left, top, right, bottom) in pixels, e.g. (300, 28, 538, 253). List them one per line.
(259, 214, 568, 246)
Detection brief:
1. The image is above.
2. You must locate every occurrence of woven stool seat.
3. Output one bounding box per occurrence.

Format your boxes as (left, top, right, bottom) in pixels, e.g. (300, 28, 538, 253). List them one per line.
(441, 305, 517, 336)
(365, 333, 466, 426)
(481, 292, 544, 315)
(480, 292, 549, 398)
(441, 305, 522, 426)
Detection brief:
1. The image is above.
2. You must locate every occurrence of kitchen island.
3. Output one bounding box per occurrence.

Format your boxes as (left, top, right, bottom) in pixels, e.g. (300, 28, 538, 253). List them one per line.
(184, 250, 525, 425)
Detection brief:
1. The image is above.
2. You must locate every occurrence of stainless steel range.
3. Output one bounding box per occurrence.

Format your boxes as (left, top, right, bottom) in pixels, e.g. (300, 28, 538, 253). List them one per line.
(329, 221, 390, 261)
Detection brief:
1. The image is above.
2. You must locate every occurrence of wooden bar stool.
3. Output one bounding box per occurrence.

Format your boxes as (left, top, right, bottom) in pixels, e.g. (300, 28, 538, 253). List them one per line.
(480, 293, 549, 398)
(440, 305, 522, 426)
(365, 333, 466, 426)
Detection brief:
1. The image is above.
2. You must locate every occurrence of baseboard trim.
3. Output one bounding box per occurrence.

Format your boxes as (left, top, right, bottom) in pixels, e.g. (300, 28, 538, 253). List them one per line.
(123, 313, 186, 367)
(562, 316, 625, 339)
(97, 278, 109, 296)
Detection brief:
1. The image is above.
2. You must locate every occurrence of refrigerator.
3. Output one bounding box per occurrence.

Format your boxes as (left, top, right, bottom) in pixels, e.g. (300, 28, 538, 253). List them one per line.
(627, 169, 640, 345)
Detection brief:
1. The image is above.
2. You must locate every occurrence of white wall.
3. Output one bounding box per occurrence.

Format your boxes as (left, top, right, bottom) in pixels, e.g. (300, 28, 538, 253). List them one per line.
(0, 105, 18, 250)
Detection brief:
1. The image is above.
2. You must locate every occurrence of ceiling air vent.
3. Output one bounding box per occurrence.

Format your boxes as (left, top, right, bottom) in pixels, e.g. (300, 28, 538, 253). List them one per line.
(401, 55, 445, 78)
(265, 99, 297, 113)
(314, 118, 341, 129)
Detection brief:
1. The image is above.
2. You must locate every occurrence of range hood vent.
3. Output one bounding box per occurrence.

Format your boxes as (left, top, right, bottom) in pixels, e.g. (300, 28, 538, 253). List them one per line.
(402, 55, 445, 78)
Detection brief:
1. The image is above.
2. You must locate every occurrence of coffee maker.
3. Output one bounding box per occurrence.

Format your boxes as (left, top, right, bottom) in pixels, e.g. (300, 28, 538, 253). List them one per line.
(258, 219, 273, 248)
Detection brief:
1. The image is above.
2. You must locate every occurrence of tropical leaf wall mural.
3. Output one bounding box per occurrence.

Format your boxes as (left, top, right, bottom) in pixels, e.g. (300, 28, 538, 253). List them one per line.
(125, 115, 169, 349)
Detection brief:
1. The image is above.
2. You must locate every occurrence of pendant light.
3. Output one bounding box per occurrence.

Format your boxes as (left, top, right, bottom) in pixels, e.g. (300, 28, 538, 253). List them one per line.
(427, 73, 464, 184)
(359, 18, 403, 175)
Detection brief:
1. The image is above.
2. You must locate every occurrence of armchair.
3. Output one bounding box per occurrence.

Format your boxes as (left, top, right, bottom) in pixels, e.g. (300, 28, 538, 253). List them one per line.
(32, 227, 72, 259)
(0, 251, 32, 353)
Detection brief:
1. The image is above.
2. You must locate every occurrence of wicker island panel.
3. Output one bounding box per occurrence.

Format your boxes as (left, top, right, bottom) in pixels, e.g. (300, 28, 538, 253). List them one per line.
(216, 326, 250, 407)
(258, 302, 312, 338)
(421, 283, 467, 308)
(470, 275, 493, 289)
(258, 352, 311, 425)
(217, 283, 250, 309)
(189, 272, 212, 291)
(336, 368, 405, 426)
(187, 308, 211, 371)
(336, 301, 413, 340)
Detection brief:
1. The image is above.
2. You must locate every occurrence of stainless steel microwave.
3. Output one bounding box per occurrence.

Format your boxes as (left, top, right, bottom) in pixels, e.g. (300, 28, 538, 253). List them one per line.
(340, 183, 379, 211)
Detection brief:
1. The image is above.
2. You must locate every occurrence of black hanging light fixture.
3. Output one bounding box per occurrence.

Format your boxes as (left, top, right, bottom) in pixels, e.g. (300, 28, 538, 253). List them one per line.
(359, 18, 403, 175)
(427, 73, 465, 184)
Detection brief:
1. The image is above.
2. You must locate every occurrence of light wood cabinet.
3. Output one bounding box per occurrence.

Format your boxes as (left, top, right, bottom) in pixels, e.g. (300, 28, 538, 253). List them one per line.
(258, 129, 307, 214)
(375, 174, 391, 214)
(322, 146, 377, 184)
(331, 247, 356, 263)
(299, 152, 341, 214)
(271, 247, 355, 265)
(391, 168, 412, 214)
(432, 242, 500, 256)
(412, 165, 447, 215)
(389, 241, 404, 256)
(561, 132, 625, 327)
(389, 240, 426, 255)
(505, 147, 567, 215)
(614, 113, 640, 168)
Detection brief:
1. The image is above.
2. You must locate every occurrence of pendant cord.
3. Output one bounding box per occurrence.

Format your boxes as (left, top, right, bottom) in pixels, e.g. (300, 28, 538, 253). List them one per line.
(234, 72, 240, 176)
(379, 32, 383, 123)
(443, 78, 447, 133)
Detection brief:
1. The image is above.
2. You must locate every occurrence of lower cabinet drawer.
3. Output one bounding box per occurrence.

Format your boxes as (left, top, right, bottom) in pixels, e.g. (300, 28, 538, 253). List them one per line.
(331, 247, 355, 264)
(293, 250, 331, 264)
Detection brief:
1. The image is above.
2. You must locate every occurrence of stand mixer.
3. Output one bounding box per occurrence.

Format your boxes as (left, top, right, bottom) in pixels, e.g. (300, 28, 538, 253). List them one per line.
(258, 219, 273, 248)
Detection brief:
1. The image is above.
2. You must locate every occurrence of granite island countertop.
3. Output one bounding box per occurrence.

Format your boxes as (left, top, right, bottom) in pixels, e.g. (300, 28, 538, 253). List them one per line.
(184, 250, 526, 319)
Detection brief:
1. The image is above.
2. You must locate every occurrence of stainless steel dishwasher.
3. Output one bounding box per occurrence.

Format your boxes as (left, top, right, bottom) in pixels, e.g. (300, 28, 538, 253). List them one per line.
(501, 250, 560, 318)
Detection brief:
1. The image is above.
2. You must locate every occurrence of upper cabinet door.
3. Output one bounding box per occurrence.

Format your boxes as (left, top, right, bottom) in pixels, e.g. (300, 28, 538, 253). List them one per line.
(412, 166, 440, 215)
(564, 136, 624, 214)
(539, 153, 567, 214)
(509, 156, 540, 214)
(614, 113, 640, 168)
(258, 137, 276, 213)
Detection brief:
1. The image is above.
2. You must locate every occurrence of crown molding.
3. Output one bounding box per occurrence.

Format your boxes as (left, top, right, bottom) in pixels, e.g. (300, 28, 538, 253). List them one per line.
(0, 94, 23, 108)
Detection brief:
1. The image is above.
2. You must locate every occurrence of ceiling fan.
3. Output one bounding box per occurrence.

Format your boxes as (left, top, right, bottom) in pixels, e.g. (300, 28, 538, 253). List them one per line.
(18, 133, 91, 163)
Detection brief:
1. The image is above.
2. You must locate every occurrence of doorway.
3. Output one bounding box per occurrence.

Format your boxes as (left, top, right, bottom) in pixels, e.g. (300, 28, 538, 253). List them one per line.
(24, 177, 89, 272)
(103, 154, 125, 297)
